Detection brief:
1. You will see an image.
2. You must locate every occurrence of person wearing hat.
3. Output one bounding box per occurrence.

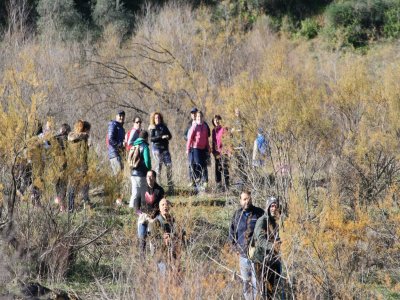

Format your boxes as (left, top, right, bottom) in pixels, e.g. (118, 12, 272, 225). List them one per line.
(107, 110, 126, 175)
(252, 196, 282, 299)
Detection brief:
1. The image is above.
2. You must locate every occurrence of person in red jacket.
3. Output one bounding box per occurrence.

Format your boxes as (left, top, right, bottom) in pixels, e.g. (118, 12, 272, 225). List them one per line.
(212, 115, 230, 192)
(186, 111, 210, 191)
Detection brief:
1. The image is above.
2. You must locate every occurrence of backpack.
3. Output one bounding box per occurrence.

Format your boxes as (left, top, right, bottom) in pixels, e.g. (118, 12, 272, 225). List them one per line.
(128, 145, 142, 169)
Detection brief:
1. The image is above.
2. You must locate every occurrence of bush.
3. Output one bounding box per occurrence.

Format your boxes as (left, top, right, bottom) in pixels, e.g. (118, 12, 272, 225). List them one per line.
(298, 18, 320, 39)
(384, 4, 400, 39)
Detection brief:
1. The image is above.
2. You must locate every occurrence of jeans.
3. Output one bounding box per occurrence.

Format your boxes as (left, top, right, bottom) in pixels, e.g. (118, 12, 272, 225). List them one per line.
(110, 156, 123, 175)
(129, 176, 147, 209)
(239, 256, 257, 300)
(189, 148, 208, 185)
(152, 149, 173, 187)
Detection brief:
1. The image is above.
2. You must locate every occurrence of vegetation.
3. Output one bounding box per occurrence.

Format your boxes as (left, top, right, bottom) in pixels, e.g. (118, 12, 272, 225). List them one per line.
(0, 1, 399, 299)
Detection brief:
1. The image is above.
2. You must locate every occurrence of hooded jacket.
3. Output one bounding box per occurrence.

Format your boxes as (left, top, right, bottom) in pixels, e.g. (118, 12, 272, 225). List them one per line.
(252, 197, 280, 263)
(107, 120, 125, 159)
(131, 138, 151, 177)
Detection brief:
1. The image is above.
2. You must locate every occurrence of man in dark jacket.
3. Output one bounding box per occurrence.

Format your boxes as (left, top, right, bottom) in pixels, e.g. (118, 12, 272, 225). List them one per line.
(229, 190, 264, 300)
(135, 170, 164, 256)
(253, 196, 281, 299)
(108, 110, 126, 175)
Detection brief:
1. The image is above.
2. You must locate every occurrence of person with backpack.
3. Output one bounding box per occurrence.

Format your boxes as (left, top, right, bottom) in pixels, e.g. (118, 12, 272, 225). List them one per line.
(107, 110, 126, 175)
(135, 170, 165, 256)
(252, 128, 271, 168)
(186, 111, 211, 191)
(252, 197, 282, 299)
(212, 115, 230, 192)
(229, 190, 264, 300)
(148, 112, 174, 193)
(129, 130, 151, 213)
(125, 116, 143, 152)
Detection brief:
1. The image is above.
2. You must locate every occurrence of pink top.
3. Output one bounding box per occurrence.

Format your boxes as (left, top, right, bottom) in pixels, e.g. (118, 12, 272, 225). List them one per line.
(187, 123, 210, 152)
(212, 126, 228, 155)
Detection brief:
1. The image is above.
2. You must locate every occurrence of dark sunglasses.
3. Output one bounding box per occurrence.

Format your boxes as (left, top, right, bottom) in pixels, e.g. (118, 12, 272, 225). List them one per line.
(135, 120, 142, 124)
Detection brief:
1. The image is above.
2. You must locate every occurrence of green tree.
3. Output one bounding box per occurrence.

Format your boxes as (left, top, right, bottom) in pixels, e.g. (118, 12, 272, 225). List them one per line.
(92, 0, 132, 36)
(36, 0, 86, 40)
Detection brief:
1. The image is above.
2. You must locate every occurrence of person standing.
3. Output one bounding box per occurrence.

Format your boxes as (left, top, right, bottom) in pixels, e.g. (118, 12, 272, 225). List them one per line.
(148, 112, 174, 193)
(67, 120, 91, 211)
(252, 128, 270, 168)
(252, 197, 282, 299)
(186, 111, 210, 191)
(108, 110, 126, 175)
(125, 116, 143, 152)
(212, 115, 230, 191)
(229, 190, 264, 300)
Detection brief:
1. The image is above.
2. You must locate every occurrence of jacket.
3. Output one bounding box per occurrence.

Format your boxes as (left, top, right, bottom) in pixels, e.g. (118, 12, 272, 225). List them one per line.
(67, 132, 89, 173)
(137, 182, 165, 216)
(149, 123, 172, 151)
(107, 120, 125, 159)
(131, 138, 151, 177)
(126, 128, 141, 151)
(187, 123, 210, 152)
(229, 205, 264, 257)
(252, 200, 280, 263)
(212, 126, 229, 156)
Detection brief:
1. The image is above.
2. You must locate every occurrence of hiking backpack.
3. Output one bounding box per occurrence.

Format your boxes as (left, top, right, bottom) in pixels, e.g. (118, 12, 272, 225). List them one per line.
(128, 145, 141, 169)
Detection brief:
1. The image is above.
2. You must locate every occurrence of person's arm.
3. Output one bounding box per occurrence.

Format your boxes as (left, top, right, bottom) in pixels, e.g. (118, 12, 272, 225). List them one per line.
(254, 216, 274, 253)
(212, 129, 217, 155)
(127, 129, 135, 146)
(229, 212, 238, 250)
(165, 126, 172, 140)
(186, 125, 196, 153)
(68, 132, 88, 143)
(150, 127, 163, 143)
(108, 122, 120, 148)
(143, 145, 152, 170)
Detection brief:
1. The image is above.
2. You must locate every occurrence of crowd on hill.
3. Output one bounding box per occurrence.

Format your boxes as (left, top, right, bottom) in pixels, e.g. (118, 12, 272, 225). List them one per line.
(16, 107, 281, 299)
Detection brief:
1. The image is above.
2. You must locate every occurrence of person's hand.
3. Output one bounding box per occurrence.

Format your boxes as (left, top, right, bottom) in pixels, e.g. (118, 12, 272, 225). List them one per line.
(163, 233, 171, 245)
(162, 135, 169, 139)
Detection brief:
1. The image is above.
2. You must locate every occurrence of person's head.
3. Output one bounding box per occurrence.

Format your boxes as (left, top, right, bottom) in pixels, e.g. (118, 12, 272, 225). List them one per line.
(74, 120, 85, 133)
(190, 108, 198, 120)
(212, 115, 222, 127)
(83, 121, 91, 133)
(133, 116, 142, 130)
(116, 110, 125, 124)
(139, 130, 149, 141)
(266, 196, 278, 217)
(59, 123, 71, 136)
(146, 170, 157, 187)
(240, 190, 252, 211)
(196, 111, 204, 124)
(150, 112, 164, 126)
(159, 198, 171, 217)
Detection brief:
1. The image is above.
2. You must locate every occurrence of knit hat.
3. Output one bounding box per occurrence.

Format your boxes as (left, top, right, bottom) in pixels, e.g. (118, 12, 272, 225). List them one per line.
(266, 196, 277, 210)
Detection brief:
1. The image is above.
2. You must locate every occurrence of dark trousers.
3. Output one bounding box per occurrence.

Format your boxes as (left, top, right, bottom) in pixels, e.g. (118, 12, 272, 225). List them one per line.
(255, 258, 282, 299)
(189, 148, 208, 185)
(215, 155, 229, 188)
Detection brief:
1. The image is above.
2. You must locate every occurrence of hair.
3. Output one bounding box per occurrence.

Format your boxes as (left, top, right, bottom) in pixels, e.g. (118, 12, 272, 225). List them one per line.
(150, 112, 164, 126)
(74, 120, 85, 133)
(60, 123, 71, 135)
(139, 130, 149, 140)
(212, 114, 222, 127)
(134, 115, 142, 122)
(159, 198, 171, 206)
(74, 120, 91, 133)
(241, 189, 251, 196)
(196, 111, 204, 118)
(147, 170, 157, 178)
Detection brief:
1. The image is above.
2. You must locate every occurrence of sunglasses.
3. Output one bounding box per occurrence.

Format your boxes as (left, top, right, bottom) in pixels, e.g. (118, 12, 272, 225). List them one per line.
(135, 121, 142, 124)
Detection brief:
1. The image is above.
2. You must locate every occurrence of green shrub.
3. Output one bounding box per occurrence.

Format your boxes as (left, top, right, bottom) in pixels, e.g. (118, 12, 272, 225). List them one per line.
(298, 18, 320, 39)
(384, 4, 400, 39)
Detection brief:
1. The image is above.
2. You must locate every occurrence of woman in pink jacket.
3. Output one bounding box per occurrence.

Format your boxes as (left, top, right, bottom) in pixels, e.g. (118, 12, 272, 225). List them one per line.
(186, 111, 210, 190)
(212, 115, 230, 191)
